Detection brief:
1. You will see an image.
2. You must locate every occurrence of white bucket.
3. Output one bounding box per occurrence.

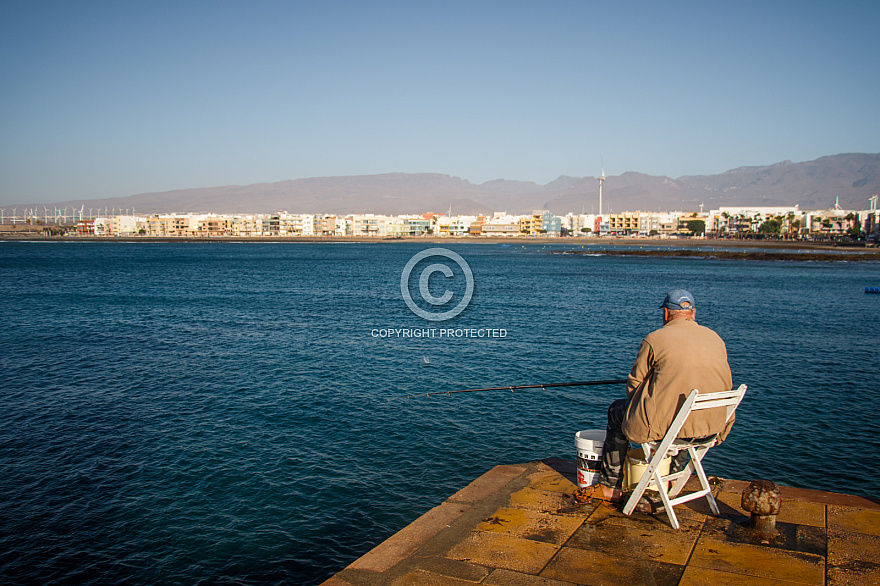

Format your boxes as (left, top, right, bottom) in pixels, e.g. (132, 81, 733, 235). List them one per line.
(624, 448, 671, 492)
(575, 430, 606, 488)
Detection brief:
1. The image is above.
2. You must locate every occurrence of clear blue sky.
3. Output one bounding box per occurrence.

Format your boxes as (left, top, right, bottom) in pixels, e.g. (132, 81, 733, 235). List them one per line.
(1, 0, 878, 205)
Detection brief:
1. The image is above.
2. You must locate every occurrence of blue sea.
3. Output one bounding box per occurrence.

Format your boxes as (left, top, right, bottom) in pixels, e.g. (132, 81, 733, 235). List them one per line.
(1, 241, 878, 584)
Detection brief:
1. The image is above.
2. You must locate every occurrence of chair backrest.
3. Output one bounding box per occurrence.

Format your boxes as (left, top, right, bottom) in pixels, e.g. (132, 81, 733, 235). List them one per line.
(689, 384, 747, 423)
(664, 384, 748, 444)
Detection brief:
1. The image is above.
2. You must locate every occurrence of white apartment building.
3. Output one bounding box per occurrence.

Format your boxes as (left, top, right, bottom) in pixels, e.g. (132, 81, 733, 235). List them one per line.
(435, 215, 477, 237)
(561, 213, 599, 235)
(93, 215, 147, 236)
(147, 214, 206, 236)
(351, 214, 389, 237)
(707, 206, 801, 234)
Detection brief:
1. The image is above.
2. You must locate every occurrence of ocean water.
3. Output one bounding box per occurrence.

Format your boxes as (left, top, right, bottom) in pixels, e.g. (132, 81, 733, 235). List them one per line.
(0, 241, 878, 584)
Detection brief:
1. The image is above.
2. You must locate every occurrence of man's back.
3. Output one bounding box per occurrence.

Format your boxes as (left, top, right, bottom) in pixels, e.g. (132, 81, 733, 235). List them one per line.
(622, 318, 733, 443)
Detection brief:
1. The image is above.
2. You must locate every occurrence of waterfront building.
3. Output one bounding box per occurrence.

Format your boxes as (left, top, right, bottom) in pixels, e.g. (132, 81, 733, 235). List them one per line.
(658, 212, 682, 236)
(313, 215, 339, 236)
(707, 206, 801, 236)
(478, 223, 521, 236)
(229, 215, 260, 237)
(675, 211, 710, 236)
(405, 216, 432, 236)
(561, 213, 595, 236)
(519, 210, 561, 236)
(541, 211, 562, 236)
(608, 212, 640, 235)
(805, 200, 857, 237)
(384, 216, 408, 238)
(863, 196, 879, 241)
(351, 214, 390, 237)
(258, 212, 316, 236)
(435, 215, 475, 237)
(467, 216, 485, 236)
(519, 214, 540, 235)
(147, 214, 204, 237)
(198, 215, 234, 237)
(467, 212, 523, 237)
(75, 218, 95, 236)
(119, 215, 147, 235)
(638, 213, 659, 236)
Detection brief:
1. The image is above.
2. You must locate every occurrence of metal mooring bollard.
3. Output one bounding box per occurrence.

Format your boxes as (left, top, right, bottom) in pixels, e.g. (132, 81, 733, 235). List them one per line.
(741, 479, 782, 538)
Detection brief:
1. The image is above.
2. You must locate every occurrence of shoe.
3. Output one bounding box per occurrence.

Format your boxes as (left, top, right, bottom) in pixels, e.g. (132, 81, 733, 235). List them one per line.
(574, 484, 624, 504)
(631, 495, 665, 514)
(633, 496, 654, 514)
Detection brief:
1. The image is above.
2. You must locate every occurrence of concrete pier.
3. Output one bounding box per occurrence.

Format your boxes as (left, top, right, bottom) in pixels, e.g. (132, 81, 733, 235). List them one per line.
(323, 459, 880, 585)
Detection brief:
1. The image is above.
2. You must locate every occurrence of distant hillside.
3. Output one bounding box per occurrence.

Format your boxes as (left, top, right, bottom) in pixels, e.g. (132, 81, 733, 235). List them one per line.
(23, 153, 880, 215)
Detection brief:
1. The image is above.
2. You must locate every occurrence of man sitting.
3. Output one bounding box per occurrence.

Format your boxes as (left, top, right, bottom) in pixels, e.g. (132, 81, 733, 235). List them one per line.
(580, 289, 734, 503)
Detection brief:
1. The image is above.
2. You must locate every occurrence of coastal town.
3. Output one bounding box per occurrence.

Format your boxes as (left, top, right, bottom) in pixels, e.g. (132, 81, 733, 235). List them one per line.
(2, 196, 879, 242)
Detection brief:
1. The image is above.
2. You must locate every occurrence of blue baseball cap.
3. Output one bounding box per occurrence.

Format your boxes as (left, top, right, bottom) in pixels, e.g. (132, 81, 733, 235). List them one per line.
(660, 289, 695, 310)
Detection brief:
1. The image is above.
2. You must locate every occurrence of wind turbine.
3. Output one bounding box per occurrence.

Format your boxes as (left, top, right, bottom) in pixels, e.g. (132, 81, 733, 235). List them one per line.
(12, 208, 16, 224)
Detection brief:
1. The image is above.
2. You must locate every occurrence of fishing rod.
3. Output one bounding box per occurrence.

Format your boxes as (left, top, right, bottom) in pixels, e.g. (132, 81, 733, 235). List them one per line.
(391, 379, 628, 401)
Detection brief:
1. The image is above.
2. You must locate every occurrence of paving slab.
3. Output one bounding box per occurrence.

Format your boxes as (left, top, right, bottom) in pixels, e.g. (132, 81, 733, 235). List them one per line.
(447, 531, 560, 574)
(688, 535, 825, 583)
(389, 569, 480, 586)
(412, 556, 492, 582)
(565, 520, 700, 565)
(828, 505, 880, 536)
(540, 546, 684, 585)
(482, 568, 579, 586)
(678, 565, 808, 585)
(447, 464, 527, 504)
(476, 506, 584, 545)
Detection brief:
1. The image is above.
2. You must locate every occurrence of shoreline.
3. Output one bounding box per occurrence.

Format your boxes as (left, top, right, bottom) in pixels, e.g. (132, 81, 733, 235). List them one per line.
(1, 234, 878, 252)
(553, 248, 880, 261)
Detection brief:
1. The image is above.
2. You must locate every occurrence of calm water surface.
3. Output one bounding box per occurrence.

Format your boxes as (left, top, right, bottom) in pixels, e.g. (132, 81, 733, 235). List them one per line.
(1, 241, 878, 584)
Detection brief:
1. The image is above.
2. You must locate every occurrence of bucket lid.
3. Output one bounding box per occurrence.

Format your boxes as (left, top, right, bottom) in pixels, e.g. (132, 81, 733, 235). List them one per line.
(575, 430, 606, 442)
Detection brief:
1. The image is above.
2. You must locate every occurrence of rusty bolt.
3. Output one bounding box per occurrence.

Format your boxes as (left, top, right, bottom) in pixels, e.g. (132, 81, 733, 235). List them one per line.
(741, 479, 782, 538)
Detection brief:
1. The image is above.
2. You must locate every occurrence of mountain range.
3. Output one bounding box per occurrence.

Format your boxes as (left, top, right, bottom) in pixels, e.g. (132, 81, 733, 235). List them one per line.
(19, 153, 880, 216)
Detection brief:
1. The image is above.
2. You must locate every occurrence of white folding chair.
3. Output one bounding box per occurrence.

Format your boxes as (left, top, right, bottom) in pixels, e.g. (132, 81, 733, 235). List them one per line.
(621, 384, 747, 529)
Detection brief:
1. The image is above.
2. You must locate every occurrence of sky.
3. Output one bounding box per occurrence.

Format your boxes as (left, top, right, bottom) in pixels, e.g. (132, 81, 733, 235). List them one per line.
(1, 0, 878, 206)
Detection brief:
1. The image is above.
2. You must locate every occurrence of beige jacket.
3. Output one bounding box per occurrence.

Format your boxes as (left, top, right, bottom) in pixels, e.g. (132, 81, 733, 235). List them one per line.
(621, 317, 734, 444)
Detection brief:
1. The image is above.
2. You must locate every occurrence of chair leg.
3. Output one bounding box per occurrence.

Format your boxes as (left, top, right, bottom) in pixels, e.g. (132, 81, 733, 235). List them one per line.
(622, 465, 653, 516)
(668, 460, 693, 498)
(654, 479, 680, 530)
(691, 446, 720, 516)
(623, 443, 668, 516)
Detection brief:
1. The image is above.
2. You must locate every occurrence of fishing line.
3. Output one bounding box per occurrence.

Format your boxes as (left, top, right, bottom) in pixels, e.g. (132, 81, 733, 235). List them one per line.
(389, 379, 627, 401)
